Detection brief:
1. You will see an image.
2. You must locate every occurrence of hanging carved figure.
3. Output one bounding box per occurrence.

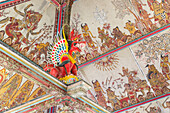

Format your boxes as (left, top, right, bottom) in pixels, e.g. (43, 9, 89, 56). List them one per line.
(44, 28, 86, 79)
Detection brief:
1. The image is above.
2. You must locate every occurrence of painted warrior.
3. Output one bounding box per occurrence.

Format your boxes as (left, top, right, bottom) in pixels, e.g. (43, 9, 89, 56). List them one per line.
(81, 23, 98, 49)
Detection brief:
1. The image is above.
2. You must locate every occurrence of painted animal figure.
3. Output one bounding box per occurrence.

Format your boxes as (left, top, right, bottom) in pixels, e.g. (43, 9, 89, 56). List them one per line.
(44, 29, 86, 79)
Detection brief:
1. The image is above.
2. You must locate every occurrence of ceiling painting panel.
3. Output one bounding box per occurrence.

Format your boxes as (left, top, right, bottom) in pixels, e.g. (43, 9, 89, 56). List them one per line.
(79, 28, 170, 112)
(120, 96, 170, 113)
(70, 0, 170, 66)
(130, 29, 170, 97)
(157, 97, 170, 113)
(80, 47, 155, 112)
(121, 99, 163, 113)
(0, 0, 56, 67)
(0, 0, 169, 112)
(0, 65, 46, 112)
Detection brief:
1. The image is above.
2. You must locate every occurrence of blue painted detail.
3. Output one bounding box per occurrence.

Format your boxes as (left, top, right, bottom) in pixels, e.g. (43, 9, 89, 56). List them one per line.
(53, 106, 54, 113)
(19, 108, 32, 113)
(62, 46, 65, 50)
(0, 0, 14, 4)
(78, 97, 106, 113)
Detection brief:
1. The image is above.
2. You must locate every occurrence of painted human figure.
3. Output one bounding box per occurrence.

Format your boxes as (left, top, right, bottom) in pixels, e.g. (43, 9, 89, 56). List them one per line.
(147, 0, 158, 11)
(146, 64, 169, 95)
(92, 80, 107, 108)
(111, 26, 124, 40)
(134, 19, 145, 34)
(0, 4, 42, 45)
(160, 55, 170, 80)
(124, 20, 137, 35)
(106, 87, 121, 108)
(139, 9, 155, 31)
(162, 0, 170, 16)
(119, 67, 138, 85)
(131, 0, 146, 14)
(151, 1, 169, 24)
(123, 83, 137, 105)
(81, 23, 98, 49)
(98, 27, 114, 49)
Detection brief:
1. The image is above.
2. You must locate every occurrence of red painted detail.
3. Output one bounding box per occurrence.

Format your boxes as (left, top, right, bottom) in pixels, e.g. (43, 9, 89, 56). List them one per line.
(51, 0, 60, 7)
(0, 74, 3, 83)
(62, 2, 67, 7)
(51, 106, 53, 113)
(61, 55, 69, 62)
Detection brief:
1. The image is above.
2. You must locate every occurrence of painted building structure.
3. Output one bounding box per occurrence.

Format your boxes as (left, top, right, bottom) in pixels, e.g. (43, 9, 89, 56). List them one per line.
(0, 0, 169, 113)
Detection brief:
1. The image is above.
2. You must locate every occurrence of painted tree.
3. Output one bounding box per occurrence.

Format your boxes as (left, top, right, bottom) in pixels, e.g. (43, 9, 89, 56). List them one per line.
(111, 0, 132, 19)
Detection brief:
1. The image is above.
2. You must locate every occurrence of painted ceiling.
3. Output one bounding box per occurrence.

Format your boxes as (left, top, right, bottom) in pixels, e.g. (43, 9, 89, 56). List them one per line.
(0, 0, 169, 113)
